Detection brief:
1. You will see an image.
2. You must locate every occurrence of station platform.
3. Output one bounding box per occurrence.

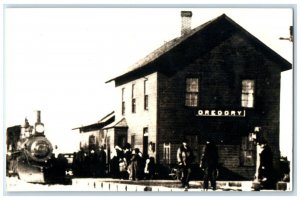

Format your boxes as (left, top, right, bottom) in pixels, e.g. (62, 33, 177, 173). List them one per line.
(6, 176, 291, 192)
(71, 178, 290, 192)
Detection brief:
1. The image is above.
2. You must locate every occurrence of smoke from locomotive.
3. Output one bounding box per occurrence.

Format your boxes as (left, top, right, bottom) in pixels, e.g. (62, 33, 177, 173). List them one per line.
(6, 111, 68, 184)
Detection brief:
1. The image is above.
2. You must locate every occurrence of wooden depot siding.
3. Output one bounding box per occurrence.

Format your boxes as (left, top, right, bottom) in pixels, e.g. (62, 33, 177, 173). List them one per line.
(115, 72, 158, 153)
(156, 31, 283, 179)
(108, 14, 291, 180)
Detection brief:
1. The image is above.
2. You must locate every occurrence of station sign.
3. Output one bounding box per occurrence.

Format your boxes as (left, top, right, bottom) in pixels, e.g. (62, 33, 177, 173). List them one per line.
(196, 109, 246, 117)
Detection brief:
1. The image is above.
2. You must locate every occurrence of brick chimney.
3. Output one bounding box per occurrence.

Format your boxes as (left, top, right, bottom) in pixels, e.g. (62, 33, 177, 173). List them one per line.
(181, 11, 192, 35)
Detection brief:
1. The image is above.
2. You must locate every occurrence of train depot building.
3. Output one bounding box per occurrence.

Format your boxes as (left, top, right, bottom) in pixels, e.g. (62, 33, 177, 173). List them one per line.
(75, 12, 291, 180)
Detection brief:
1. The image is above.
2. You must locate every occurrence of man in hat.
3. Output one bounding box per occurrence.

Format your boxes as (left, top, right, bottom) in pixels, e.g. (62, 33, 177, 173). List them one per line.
(177, 139, 194, 189)
(258, 139, 275, 189)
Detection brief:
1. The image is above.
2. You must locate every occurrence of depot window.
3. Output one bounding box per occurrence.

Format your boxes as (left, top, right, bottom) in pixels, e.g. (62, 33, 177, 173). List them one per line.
(241, 80, 255, 108)
(163, 143, 171, 164)
(185, 78, 199, 107)
(132, 84, 136, 113)
(121, 88, 125, 115)
(241, 136, 255, 166)
(144, 79, 149, 110)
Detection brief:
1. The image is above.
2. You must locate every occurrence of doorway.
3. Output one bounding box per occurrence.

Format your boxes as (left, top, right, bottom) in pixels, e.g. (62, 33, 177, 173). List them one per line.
(143, 127, 149, 156)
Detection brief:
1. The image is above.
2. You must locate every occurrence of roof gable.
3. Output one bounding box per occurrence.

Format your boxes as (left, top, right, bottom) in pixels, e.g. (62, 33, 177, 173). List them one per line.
(106, 14, 291, 84)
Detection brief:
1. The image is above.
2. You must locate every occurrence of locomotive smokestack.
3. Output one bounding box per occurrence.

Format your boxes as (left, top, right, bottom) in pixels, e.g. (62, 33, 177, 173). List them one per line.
(35, 110, 41, 124)
(34, 110, 45, 134)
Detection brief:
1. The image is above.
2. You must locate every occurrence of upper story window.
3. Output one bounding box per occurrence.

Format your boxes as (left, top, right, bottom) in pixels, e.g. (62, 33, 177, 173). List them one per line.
(132, 84, 136, 113)
(241, 80, 255, 108)
(121, 88, 125, 115)
(144, 79, 149, 110)
(185, 78, 199, 107)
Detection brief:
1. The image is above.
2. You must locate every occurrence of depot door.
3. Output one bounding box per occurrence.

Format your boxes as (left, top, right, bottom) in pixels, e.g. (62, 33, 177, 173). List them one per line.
(143, 127, 149, 156)
(115, 128, 128, 149)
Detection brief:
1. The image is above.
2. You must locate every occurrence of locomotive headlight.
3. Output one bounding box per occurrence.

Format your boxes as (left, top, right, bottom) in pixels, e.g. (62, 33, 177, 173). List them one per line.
(35, 124, 44, 133)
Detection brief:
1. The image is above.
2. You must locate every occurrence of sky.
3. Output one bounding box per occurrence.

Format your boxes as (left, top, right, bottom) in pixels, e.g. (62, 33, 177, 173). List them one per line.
(3, 7, 293, 159)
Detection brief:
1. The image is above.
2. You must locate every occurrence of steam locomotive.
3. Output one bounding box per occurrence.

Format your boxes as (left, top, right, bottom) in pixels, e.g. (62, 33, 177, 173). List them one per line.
(6, 111, 68, 184)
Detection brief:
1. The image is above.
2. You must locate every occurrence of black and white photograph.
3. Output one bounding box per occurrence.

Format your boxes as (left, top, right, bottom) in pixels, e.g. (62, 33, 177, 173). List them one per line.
(2, 2, 295, 196)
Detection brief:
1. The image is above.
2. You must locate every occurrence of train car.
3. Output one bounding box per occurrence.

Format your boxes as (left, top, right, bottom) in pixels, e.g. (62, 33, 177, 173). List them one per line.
(6, 111, 69, 184)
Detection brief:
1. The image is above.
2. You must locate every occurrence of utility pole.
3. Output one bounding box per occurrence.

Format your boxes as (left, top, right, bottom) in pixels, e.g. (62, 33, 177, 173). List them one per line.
(279, 26, 293, 42)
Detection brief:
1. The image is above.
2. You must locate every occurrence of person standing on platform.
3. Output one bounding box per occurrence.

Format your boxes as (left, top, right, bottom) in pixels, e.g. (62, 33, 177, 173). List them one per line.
(98, 146, 107, 177)
(131, 148, 143, 181)
(258, 139, 275, 189)
(200, 139, 219, 191)
(123, 143, 132, 179)
(177, 139, 194, 189)
(145, 142, 156, 179)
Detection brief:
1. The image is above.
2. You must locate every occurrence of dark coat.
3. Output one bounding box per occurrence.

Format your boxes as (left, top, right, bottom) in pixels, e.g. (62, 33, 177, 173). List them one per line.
(259, 144, 273, 178)
(201, 142, 219, 169)
(131, 152, 143, 180)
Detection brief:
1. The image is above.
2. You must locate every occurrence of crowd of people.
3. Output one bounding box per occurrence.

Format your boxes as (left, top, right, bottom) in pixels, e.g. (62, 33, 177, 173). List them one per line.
(72, 146, 107, 177)
(71, 142, 155, 181)
(65, 136, 278, 190)
(109, 143, 156, 181)
(45, 152, 70, 184)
